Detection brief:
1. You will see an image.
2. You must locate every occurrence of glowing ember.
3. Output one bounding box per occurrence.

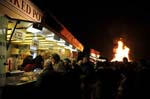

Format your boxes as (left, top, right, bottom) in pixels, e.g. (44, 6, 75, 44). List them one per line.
(111, 40, 130, 62)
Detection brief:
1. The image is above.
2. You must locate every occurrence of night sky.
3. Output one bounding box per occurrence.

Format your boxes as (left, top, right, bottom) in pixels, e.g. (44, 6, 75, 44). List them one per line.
(32, 1, 150, 61)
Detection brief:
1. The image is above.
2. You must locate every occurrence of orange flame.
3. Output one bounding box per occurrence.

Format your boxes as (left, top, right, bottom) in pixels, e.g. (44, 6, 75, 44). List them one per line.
(111, 40, 130, 62)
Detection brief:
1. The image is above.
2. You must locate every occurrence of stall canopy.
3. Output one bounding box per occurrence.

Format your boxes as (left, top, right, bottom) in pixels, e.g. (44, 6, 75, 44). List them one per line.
(50, 15, 84, 52)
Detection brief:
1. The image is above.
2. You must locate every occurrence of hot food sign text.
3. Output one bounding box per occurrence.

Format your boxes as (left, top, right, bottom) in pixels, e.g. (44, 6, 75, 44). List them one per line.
(0, 0, 43, 22)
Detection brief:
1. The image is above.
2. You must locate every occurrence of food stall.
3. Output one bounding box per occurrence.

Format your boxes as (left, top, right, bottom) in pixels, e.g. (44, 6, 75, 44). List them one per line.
(0, 1, 84, 98)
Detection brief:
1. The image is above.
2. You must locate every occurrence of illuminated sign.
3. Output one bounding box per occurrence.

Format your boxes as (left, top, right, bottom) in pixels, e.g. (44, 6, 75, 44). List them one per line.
(0, 0, 43, 22)
(90, 48, 100, 59)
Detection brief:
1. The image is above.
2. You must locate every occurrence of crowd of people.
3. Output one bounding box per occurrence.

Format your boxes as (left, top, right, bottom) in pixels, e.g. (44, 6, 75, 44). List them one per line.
(20, 53, 150, 99)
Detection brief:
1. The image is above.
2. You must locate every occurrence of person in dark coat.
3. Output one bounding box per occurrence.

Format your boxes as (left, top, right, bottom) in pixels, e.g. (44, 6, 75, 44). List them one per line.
(35, 63, 64, 98)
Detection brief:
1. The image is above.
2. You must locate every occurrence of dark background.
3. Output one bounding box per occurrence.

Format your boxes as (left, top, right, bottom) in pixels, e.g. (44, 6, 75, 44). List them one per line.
(32, 1, 150, 61)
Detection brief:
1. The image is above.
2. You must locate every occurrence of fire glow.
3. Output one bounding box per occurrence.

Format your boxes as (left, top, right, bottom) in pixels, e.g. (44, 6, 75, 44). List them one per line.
(111, 40, 130, 62)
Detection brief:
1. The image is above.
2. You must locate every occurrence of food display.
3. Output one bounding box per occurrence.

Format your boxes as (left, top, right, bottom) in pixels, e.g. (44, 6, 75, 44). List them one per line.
(6, 71, 39, 85)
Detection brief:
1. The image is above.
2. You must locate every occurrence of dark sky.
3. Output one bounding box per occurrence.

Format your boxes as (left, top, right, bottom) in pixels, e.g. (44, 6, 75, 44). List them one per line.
(32, 1, 150, 60)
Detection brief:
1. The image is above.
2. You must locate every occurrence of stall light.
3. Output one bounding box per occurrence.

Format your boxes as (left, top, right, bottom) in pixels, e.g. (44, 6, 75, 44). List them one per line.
(39, 40, 47, 42)
(64, 44, 75, 51)
(39, 43, 54, 46)
(71, 48, 78, 52)
(97, 55, 100, 58)
(25, 37, 44, 40)
(7, 35, 11, 38)
(69, 44, 73, 48)
(27, 25, 41, 33)
(11, 40, 22, 42)
(40, 42, 55, 44)
(91, 53, 96, 57)
(12, 40, 32, 43)
(53, 47, 61, 49)
(46, 33, 55, 37)
(27, 23, 43, 33)
(25, 37, 33, 40)
(45, 36, 58, 42)
(25, 33, 33, 37)
(7, 30, 12, 34)
(38, 48, 49, 50)
(57, 42, 65, 46)
(39, 44, 53, 49)
(20, 42, 31, 44)
(71, 47, 78, 52)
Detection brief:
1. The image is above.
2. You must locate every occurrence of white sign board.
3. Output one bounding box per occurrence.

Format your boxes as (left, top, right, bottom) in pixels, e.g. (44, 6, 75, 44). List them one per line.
(13, 30, 25, 40)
